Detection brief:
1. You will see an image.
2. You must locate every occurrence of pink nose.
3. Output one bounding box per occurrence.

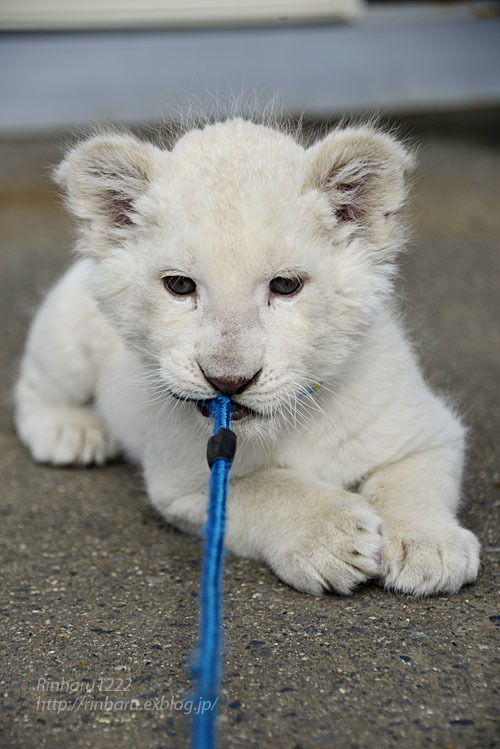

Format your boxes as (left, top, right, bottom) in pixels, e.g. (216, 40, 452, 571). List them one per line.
(202, 371, 260, 395)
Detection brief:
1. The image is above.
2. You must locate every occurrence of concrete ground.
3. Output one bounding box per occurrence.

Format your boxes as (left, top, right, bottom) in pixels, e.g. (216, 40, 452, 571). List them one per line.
(0, 111, 499, 748)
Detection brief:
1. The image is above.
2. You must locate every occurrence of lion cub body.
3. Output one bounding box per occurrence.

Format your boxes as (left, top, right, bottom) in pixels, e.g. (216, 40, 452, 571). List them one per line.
(15, 119, 480, 595)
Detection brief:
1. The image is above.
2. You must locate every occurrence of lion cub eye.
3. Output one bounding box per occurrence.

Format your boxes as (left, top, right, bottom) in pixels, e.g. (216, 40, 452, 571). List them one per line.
(163, 276, 196, 296)
(269, 276, 303, 296)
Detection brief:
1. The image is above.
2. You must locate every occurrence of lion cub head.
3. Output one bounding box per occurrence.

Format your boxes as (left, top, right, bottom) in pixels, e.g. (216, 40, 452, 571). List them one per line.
(56, 119, 413, 433)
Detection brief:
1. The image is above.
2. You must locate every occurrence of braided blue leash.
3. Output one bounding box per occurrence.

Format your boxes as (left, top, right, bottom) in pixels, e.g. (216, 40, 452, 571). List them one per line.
(188, 383, 322, 747)
(191, 395, 236, 749)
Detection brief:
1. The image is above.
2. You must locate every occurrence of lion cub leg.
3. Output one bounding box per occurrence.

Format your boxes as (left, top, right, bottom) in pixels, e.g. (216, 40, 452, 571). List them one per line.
(361, 446, 480, 595)
(15, 261, 117, 466)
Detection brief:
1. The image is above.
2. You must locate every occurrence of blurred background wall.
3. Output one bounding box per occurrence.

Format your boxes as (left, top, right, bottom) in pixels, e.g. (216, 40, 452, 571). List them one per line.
(1, 1, 500, 134)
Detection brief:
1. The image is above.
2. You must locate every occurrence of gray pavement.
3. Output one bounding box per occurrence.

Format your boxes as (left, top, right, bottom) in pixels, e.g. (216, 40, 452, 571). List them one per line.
(0, 112, 499, 748)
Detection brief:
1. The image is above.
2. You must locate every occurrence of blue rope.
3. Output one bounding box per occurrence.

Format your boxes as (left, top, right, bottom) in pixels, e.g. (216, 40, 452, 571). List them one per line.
(192, 395, 234, 749)
(188, 384, 322, 747)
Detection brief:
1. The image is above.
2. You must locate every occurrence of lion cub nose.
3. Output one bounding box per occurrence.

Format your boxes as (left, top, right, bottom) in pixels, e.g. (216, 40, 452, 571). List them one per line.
(202, 371, 260, 395)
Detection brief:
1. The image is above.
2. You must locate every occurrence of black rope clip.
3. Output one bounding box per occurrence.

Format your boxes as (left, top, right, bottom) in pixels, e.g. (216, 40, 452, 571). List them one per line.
(206, 428, 237, 469)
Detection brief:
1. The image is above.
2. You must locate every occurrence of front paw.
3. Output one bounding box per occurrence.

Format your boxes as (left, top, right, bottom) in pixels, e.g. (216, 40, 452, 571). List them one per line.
(16, 402, 117, 466)
(269, 496, 383, 596)
(381, 523, 480, 596)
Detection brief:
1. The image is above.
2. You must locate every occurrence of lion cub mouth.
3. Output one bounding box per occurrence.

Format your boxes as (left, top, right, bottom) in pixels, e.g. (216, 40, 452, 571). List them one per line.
(196, 401, 254, 421)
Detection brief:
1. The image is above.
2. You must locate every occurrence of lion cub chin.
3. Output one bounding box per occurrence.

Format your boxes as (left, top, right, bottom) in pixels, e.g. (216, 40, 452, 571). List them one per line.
(15, 117, 480, 597)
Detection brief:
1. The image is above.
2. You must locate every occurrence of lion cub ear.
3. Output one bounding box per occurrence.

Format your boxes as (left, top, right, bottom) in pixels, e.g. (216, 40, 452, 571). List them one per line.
(54, 133, 161, 252)
(304, 126, 415, 228)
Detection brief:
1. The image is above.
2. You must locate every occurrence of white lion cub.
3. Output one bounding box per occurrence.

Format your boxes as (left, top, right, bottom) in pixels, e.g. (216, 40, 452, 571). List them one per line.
(15, 118, 480, 596)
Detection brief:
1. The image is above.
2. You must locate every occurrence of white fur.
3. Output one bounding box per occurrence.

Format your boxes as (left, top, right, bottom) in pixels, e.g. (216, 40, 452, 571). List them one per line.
(14, 118, 480, 596)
